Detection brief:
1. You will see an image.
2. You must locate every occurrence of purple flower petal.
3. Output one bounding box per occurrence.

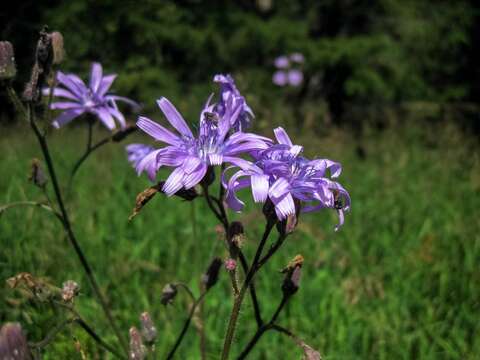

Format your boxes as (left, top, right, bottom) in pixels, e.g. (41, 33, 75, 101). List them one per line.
(273, 127, 293, 146)
(273, 192, 295, 220)
(51, 102, 81, 110)
(52, 108, 85, 128)
(157, 97, 193, 138)
(93, 108, 116, 130)
(162, 167, 185, 196)
(42, 88, 77, 100)
(251, 174, 269, 203)
(274, 56, 290, 69)
(137, 116, 181, 146)
(288, 69, 303, 87)
(182, 163, 207, 189)
(89, 62, 103, 93)
(97, 74, 117, 97)
(272, 71, 288, 86)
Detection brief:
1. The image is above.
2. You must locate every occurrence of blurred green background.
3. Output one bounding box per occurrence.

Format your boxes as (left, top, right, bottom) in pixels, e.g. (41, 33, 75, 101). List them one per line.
(1, 1, 480, 359)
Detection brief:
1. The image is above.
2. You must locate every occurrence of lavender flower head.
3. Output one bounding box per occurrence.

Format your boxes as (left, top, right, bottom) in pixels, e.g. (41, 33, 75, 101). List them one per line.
(211, 74, 254, 132)
(126, 144, 155, 168)
(273, 53, 305, 88)
(134, 94, 270, 193)
(224, 127, 350, 230)
(45, 62, 138, 130)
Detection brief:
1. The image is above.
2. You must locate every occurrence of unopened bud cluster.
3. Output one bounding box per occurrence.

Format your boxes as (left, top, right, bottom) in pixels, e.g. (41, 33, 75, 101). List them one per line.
(202, 257, 222, 290)
(0, 323, 31, 360)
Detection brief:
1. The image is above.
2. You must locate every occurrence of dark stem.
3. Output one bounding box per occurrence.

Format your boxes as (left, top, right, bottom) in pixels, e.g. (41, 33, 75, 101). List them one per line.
(166, 291, 208, 360)
(27, 104, 128, 354)
(257, 233, 287, 269)
(237, 252, 263, 327)
(236, 295, 290, 360)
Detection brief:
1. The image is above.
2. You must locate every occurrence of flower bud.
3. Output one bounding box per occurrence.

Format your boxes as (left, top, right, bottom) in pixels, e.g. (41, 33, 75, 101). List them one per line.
(0, 323, 31, 360)
(276, 199, 301, 236)
(224, 258, 237, 272)
(112, 124, 137, 142)
(160, 283, 177, 305)
(129, 327, 146, 360)
(0, 41, 16, 80)
(262, 199, 278, 224)
(281, 255, 304, 296)
(49, 31, 64, 65)
(200, 166, 215, 187)
(139, 312, 157, 344)
(29, 158, 47, 189)
(61, 280, 79, 302)
(201, 257, 222, 290)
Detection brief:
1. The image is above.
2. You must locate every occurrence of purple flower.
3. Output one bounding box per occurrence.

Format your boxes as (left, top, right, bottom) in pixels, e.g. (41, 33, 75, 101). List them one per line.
(272, 71, 288, 86)
(274, 55, 290, 69)
(211, 74, 254, 132)
(45, 62, 138, 130)
(224, 127, 350, 230)
(288, 69, 303, 87)
(135, 97, 271, 193)
(126, 143, 155, 168)
(290, 52, 305, 63)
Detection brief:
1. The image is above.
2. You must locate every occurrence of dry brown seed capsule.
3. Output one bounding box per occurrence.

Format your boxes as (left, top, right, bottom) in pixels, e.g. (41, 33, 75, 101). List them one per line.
(0, 41, 16, 80)
(160, 283, 177, 305)
(0, 322, 31, 359)
(139, 312, 157, 344)
(49, 31, 64, 65)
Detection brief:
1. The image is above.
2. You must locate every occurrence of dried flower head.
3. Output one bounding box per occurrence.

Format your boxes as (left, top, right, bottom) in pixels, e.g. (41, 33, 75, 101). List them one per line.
(129, 327, 146, 360)
(0, 323, 31, 360)
(29, 158, 47, 188)
(0, 41, 16, 80)
(281, 255, 304, 296)
(61, 280, 79, 302)
(49, 31, 64, 65)
(160, 283, 177, 305)
(201, 257, 222, 290)
(139, 312, 157, 344)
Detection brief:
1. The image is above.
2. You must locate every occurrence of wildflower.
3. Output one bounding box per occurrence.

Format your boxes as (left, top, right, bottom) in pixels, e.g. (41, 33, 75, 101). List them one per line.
(211, 74, 254, 131)
(287, 69, 303, 87)
(224, 127, 350, 229)
(45, 62, 138, 129)
(0, 41, 16, 80)
(274, 55, 290, 69)
(135, 97, 270, 190)
(0, 323, 31, 360)
(272, 71, 288, 87)
(290, 52, 305, 64)
(139, 312, 157, 344)
(126, 144, 155, 169)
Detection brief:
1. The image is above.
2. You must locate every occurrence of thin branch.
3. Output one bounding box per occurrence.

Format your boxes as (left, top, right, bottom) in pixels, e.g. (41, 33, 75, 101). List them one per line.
(0, 201, 62, 222)
(27, 103, 128, 354)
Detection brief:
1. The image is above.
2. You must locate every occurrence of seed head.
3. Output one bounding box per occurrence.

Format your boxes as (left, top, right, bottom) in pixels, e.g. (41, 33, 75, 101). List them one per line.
(29, 158, 47, 189)
(0, 41, 16, 80)
(0, 323, 31, 360)
(160, 283, 177, 305)
(201, 257, 222, 289)
(49, 31, 64, 65)
(128, 327, 146, 360)
(61, 280, 79, 303)
(139, 312, 157, 344)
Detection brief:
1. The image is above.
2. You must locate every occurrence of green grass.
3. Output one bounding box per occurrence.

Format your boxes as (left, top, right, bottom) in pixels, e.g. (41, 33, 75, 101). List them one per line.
(1, 119, 479, 359)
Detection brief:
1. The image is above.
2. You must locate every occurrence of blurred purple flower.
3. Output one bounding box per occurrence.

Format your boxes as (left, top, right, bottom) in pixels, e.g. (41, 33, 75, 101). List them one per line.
(126, 144, 155, 168)
(44, 62, 139, 130)
(274, 55, 290, 69)
(135, 97, 271, 193)
(290, 52, 305, 63)
(211, 74, 254, 132)
(272, 71, 288, 86)
(224, 127, 350, 229)
(288, 69, 303, 87)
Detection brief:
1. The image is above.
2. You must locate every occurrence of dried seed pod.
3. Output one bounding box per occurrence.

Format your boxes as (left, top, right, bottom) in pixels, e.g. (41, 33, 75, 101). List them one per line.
(128, 327, 146, 360)
(0, 41, 16, 80)
(29, 158, 47, 188)
(49, 31, 64, 65)
(139, 312, 157, 344)
(61, 280, 79, 302)
(201, 257, 222, 290)
(160, 284, 177, 305)
(0, 323, 31, 359)
(281, 255, 304, 296)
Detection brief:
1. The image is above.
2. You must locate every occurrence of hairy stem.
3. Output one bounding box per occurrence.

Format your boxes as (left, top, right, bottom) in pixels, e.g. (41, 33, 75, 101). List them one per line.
(27, 103, 128, 354)
(221, 221, 275, 360)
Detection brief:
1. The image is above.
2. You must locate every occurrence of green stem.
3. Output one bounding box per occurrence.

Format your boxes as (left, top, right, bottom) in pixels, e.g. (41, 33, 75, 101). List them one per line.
(221, 221, 275, 360)
(27, 104, 128, 354)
